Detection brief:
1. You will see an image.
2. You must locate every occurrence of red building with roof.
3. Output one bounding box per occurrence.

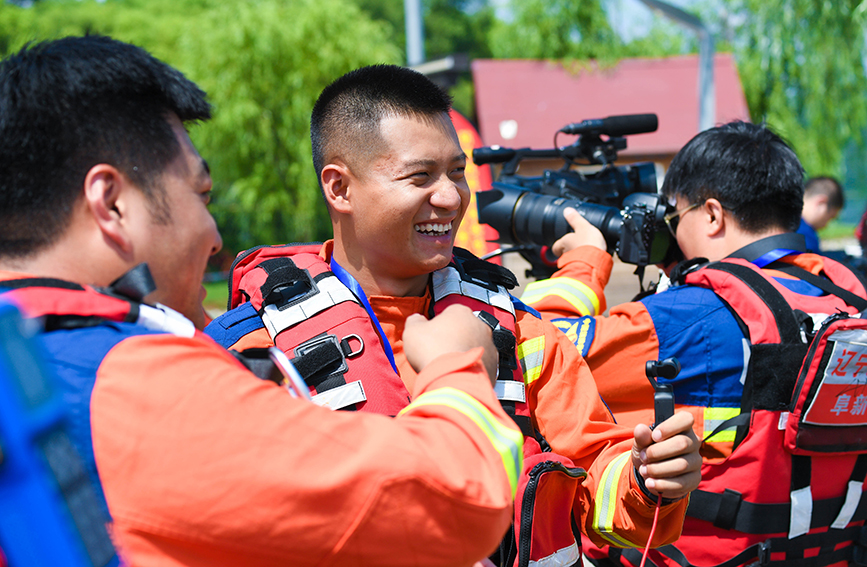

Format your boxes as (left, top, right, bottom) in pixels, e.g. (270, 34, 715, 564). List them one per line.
(471, 53, 751, 172)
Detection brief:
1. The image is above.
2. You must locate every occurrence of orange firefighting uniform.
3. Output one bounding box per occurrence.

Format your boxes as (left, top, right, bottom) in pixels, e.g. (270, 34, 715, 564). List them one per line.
(521, 241, 867, 567)
(219, 241, 690, 553)
(0, 269, 521, 567)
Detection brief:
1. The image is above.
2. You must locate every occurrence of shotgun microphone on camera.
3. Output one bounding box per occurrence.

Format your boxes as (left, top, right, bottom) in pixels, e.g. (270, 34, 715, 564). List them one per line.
(559, 113, 658, 137)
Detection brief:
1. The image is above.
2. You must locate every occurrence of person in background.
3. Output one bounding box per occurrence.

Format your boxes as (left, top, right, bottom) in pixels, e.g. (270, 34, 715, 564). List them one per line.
(797, 176, 844, 252)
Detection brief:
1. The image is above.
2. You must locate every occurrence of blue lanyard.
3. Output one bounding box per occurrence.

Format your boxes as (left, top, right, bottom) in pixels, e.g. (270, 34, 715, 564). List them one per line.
(727, 233, 806, 268)
(752, 248, 800, 268)
(329, 257, 399, 374)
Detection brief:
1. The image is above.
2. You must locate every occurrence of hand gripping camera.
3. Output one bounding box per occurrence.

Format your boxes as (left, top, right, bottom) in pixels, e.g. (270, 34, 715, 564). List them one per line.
(474, 114, 678, 282)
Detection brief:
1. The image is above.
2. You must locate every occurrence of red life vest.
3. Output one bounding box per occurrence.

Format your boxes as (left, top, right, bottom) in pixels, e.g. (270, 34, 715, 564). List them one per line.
(217, 244, 588, 567)
(612, 256, 867, 567)
(1, 266, 199, 338)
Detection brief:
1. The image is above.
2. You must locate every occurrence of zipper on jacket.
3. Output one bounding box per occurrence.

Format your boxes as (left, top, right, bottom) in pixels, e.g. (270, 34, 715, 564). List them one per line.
(517, 460, 586, 567)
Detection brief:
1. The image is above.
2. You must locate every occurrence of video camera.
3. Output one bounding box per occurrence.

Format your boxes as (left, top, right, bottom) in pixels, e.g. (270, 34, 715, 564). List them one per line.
(474, 113, 676, 282)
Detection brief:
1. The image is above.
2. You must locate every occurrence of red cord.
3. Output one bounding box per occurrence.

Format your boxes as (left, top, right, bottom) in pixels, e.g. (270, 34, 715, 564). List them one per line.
(639, 496, 663, 567)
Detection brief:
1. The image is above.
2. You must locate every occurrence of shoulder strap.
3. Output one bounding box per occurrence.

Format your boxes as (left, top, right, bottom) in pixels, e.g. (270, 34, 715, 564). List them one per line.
(1, 274, 142, 330)
(726, 233, 807, 266)
(452, 246, 519, 290)
(0, 277, 85, 291)
(702, 262, 807, 446)
(765, 260, 867, 311)
(703, 261, 803, 344)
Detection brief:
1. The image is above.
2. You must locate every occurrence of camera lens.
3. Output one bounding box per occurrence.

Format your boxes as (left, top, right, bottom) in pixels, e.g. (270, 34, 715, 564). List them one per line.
(478, 183, 623, 250)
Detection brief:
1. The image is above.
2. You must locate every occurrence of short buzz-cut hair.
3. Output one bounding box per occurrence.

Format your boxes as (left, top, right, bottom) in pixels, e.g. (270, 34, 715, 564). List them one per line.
(661, 121, 805, 233)
(310, 64, 453, 188)
(804, 176, 845, 211)
(0, 34, 211, 258)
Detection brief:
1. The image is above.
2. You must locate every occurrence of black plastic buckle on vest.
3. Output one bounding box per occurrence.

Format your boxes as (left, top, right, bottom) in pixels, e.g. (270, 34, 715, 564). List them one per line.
(853, 525, 867, 566)
(473, 310, 533, 438)
(475, 311, 518, 375)
(289, 333, 364, 398)
(669, 257, 710, 286)
(256, 258, 319, 312)
(450, 247, 519, 292)
(756, 540, 771, 566)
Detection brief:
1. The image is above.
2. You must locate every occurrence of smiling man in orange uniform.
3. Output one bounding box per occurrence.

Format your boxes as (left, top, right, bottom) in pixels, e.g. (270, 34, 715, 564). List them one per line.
(207, 64, 702, 566)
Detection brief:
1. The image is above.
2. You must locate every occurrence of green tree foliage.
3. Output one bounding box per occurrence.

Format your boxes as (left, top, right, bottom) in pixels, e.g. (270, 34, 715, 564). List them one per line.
(488, 0, 620, 61)
(0, 0, 399, 258)
(486, 0, 686, 66)
(355, 0, 495, 61)
(714, 0, 867, 178)
(350, 0, 497, 119)
(173, 1, 398, 256)
(424, 0, 494, 60)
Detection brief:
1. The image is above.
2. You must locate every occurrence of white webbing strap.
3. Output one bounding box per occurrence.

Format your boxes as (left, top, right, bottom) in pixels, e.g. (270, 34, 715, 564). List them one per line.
(138, 303, 196, 338)
(495, 379, 526, 403)
(528, 541, 580, 567)
(311, 380, 367, 410)
(831, 480, 864, 529)
(789, 486, 812, 539)
(431, 266, 515, 317)
(261, 275, 357, 339)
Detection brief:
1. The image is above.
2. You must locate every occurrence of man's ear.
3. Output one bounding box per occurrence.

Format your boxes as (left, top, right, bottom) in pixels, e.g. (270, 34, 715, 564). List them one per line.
(321, 162, 353, 214)
(704, 198, 727, 237)
(83, 164, 134, 255)
(813, 193, 830, 212)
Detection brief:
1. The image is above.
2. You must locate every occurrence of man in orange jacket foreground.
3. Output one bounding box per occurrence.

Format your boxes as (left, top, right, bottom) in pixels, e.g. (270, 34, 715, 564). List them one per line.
(0, 36, 523, 566)
(523, 121, 867, 566)
(207, 64, 702, 566)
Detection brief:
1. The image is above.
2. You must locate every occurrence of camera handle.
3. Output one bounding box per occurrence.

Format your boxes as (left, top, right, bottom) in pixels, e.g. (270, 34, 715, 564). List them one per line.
(645, 357, 679, 426)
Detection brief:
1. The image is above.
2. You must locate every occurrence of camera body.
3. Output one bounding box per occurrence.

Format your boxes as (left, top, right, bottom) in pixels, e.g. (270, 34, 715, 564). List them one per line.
(473, 114, 675, 279)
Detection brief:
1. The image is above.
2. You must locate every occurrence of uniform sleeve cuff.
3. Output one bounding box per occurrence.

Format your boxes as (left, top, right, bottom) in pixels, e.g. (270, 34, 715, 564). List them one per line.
(632, 466, 683, 506)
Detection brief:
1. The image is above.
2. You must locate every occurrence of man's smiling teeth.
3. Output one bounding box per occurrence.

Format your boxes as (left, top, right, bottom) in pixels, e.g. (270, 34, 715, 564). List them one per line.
(415, 221, 452, 236)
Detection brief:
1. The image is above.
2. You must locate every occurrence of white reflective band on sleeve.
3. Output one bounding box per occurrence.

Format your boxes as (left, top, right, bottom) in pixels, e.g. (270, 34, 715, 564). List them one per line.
(528, 541, 580, 567)
(831, 481, 863, 529)
(138, 303, 196, 338)
(494, 380, 526, 403)
(311, 380, 366, 410)
(789, 486, 813, 539)
(740, 338, 751, 385)
(261, 276, 357, 339)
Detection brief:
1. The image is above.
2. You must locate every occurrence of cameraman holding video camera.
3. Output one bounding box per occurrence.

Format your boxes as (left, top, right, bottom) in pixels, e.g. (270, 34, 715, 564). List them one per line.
(525, 120, 867, 567)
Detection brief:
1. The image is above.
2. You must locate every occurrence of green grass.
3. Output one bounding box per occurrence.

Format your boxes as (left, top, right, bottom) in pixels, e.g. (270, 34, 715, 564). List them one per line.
(204, 279, 229, 315)
(818, 220, 857, 241)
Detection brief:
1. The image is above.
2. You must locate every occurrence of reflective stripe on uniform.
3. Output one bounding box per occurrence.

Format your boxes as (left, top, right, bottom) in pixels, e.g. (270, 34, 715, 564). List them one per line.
(703, 407, 741, 442)
(593, 452, 642, 548)
(398, 387, 523, 496)
(522, 278, 600, 316)
(517, 336, 545, 385)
